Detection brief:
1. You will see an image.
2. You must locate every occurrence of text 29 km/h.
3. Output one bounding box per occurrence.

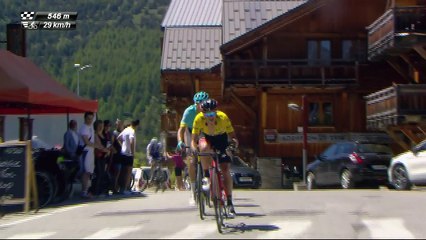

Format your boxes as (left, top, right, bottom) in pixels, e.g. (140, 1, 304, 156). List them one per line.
(41, 21, 75, 30)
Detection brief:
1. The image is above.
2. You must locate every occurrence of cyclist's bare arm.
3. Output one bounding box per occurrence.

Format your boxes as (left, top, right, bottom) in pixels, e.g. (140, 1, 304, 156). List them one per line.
(177, 125, 187, 143)
(191, 132, 199, 151)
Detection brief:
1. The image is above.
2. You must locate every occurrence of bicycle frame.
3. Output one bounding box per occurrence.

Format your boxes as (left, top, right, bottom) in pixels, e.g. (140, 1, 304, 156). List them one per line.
(197, 150, 228, 233)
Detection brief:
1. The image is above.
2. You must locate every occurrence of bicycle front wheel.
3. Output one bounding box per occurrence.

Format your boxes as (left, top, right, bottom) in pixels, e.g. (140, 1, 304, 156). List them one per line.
(212, 171, 225, 233)
(196, 163, 205, 219)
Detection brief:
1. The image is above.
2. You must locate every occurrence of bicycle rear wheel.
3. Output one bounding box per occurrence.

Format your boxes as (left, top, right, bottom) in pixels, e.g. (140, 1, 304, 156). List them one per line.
(212, 170, 225, 233)
(139, 170, 149, 192)
(196, 162, 205, 219)
(35, 171, 56, 208)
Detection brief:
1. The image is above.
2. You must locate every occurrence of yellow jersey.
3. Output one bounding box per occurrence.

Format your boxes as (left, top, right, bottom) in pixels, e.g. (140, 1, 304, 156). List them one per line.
(192, 111, 234, 136)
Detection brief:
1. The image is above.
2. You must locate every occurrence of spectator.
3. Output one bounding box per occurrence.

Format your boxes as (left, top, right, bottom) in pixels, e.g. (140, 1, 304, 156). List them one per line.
(79, 112, 96, 199)
(63, 119, 79, 161)
(110, 118, 124, 194)
(92, 120, 110, 197)
(117, 119, 140, 195)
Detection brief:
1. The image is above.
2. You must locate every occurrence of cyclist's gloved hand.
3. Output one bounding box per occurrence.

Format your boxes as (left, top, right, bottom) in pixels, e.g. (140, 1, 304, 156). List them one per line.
(231, 138, 239, 148)
(176, 140, 185, 151)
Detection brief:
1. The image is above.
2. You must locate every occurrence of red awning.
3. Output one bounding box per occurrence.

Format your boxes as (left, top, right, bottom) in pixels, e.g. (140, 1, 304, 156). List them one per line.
(0, 50, 98, 114)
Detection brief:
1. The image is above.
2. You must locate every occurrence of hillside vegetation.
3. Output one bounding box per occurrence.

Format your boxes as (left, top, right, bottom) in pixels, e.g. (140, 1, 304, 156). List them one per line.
(0, 0, 170, 161)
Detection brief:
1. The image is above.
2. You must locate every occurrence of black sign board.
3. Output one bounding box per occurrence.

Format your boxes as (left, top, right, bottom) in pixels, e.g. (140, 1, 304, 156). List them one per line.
(0, 141, 36, 212)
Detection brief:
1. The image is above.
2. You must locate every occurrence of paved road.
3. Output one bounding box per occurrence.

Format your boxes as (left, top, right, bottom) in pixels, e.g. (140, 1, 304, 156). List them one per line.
(1, 188, 426, 238)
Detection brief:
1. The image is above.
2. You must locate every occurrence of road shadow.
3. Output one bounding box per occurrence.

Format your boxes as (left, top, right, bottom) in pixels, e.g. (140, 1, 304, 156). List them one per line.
(0, 191, 148, 217)
(234, 203, 260, 208)
(95, 206, 196, 217)
(223, 222, 280, 233)
(235, 212, 266, 218)
(268, 209, 324, 217)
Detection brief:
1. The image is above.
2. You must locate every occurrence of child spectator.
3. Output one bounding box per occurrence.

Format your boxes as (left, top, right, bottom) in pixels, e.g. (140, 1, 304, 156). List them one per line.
(167, 150, 185, 191)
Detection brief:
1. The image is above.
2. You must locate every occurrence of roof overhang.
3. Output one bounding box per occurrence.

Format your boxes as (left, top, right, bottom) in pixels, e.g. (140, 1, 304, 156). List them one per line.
(220, 0, 330, 55)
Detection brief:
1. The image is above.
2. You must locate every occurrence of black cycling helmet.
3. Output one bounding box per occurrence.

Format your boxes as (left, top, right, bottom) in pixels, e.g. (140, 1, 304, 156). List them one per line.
(193, 91, 209, 103)
(200, 98, 218, 112)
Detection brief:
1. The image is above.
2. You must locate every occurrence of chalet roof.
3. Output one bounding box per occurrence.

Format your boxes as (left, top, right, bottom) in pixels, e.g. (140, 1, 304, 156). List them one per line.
(161, 27, 222, 71)
(221, 0, 328, 54)
(223, 0, 308, 43)
(160, 0, 309, 71)
(161, 0, 222, 27)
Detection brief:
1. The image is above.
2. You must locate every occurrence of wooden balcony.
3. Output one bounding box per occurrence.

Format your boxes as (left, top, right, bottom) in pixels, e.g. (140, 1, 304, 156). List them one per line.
(367, 6, 426, 61)
(365, 84, 426, 131)
(224, 59, 358, 86)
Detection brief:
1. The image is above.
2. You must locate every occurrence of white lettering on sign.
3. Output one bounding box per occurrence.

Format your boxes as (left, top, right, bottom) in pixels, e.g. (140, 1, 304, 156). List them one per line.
(4, 147, 24, 155)
(0, 160, 22, 168)
(0, 181, 14, 191)
(0, 168, 16, 178)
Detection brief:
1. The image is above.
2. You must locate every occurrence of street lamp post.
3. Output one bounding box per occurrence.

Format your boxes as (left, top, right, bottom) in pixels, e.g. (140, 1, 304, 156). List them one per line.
(74, 63, 92, 96)
(288, 95, 308, 184)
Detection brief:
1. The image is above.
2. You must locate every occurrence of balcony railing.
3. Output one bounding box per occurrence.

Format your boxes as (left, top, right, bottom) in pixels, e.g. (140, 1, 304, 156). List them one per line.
(365, 84, 426, 130)
(224, 59, 359, 86)
(367, 6, 426, 60)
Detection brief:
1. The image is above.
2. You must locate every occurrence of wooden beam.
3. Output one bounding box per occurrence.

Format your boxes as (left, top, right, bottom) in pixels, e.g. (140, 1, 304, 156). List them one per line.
(274, 32, 366, 39)
(414, 44, 426, 60)
(230, 87, 258, 96)
(261, 91, 267, 129)
(400, 128, 423, 145)
(385, 127, 411, 150)
(386, 123, 426, 150)
(230, 90, 257, 121)
(386, 58, 412, 82)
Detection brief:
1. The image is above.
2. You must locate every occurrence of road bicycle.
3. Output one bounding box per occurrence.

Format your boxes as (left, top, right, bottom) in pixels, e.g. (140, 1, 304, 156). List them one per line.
(196, 143, 237, 233)
(150, 158, 170, 193)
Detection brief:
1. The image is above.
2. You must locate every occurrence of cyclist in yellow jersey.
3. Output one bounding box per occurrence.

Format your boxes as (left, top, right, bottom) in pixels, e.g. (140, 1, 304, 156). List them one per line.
(191, 99, 239, 217)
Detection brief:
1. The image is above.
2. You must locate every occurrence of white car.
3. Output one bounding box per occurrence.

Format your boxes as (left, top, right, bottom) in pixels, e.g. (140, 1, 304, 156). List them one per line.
(388, 139, 426, 190)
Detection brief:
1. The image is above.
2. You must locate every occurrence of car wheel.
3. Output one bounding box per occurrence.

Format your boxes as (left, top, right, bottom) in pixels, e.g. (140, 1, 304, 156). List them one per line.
(306, 172, 316, 190)
(340, 169, 355, 189)
(392, 164, 412, 190)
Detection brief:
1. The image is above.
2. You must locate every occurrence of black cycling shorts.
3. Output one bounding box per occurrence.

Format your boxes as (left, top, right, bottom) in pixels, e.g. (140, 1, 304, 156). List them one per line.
(202, 133, 231, 164)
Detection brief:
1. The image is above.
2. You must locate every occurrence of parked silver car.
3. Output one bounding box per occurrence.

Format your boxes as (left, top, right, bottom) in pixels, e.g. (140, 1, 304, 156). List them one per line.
(388, 139, 426, 190)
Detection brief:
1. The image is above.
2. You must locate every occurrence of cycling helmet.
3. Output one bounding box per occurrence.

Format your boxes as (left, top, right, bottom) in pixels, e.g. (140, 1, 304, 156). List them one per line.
(193, 91, 209, 103)
(200, 98, 218, 112)
(150, 137, 158, 144)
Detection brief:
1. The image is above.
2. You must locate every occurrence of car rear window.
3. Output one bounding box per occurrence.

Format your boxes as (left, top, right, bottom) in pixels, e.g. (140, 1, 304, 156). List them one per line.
(357, 144, 392, 154)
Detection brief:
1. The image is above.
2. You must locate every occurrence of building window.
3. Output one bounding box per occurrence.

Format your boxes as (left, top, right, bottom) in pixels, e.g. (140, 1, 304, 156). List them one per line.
(308, 40, 331, 66)
(309, 101, 334, 126)
(342, 39, 367, 62)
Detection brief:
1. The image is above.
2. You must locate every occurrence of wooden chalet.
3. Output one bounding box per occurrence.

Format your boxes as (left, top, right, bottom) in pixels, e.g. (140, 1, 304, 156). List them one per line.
(160, 0, 426, 187)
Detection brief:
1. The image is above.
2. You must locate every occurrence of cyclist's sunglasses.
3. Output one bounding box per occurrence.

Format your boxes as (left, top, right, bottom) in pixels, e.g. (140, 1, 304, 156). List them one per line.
(203, 111, 217, 117)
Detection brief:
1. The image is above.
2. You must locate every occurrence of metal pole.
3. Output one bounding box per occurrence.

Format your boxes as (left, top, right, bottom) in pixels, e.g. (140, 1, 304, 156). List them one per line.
(302, 95, 308, 184)
(77, 69, 80, 96)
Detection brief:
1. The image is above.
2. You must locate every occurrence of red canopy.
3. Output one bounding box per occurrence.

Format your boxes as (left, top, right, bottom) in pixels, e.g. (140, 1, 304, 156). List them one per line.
(0, 50, 98, 114)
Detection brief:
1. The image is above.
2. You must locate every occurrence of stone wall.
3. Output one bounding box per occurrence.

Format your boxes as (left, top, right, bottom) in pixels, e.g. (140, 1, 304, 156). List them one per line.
(256, 157, 282, 189)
